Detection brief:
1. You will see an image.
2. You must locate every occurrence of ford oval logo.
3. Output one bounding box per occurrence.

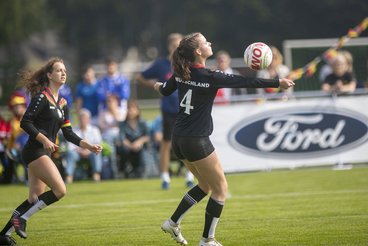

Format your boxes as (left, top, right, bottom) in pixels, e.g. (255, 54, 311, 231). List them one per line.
(228, 107, 368, 159)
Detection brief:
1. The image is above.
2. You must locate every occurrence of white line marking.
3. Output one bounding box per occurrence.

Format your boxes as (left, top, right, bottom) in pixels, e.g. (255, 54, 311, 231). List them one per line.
(0, 189, 366, 212)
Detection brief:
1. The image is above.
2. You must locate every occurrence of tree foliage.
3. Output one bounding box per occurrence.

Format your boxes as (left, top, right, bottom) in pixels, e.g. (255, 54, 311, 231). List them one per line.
(46, 0, 368, 63)
(0, 0, 367, 103)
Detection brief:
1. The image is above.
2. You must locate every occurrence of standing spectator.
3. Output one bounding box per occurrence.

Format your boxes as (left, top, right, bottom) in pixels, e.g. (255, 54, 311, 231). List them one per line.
(98, 94, 126, 179)
(322, 52, 357, 93)
(58, 83, 74, 107)
(75, 66, 99, 125)
(96, 57, 130, 115)
(116, 100, 150, 178)
(214, 50, 244, 104)
(256, 46, 290, 95)
(65, 109, 103, 183)
(136, 33, 194, 189)
(0, 58, 102, 246)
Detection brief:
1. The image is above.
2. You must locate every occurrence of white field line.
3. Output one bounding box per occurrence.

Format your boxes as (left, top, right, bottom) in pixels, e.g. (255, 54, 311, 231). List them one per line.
(0, 189, 367, 212)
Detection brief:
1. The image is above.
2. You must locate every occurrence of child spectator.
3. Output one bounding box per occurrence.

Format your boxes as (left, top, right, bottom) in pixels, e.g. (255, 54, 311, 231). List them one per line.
(322, 52, 357, 93)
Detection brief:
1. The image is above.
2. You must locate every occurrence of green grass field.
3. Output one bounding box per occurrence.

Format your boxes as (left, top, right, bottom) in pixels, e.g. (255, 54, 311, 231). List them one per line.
(0, 166, 367, 246)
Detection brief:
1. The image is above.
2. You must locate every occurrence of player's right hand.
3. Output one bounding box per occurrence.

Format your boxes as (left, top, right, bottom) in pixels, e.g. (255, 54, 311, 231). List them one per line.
(43, 140, 59, 154)
(279, 78, 295, 89)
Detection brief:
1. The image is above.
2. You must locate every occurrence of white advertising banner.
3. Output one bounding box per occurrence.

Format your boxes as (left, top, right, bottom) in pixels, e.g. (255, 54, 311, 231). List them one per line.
(211, 95, 368, 173)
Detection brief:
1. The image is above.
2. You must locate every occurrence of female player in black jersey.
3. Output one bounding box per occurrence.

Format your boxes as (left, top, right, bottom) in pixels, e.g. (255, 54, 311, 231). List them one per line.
(155, 33, 294, 246)
(0, 58, 103, 246)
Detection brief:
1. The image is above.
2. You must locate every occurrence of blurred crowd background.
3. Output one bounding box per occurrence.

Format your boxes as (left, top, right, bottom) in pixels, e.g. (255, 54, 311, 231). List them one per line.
(0, 0, 367, 184)
(1, 0, 368, 102)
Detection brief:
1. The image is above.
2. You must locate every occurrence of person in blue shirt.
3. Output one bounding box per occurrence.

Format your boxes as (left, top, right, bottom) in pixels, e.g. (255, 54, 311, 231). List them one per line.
(58, 83, 73, 108)
(75, 66, 99, 125)
(136, 33, 194, 189)
(96, 57, 130, 115)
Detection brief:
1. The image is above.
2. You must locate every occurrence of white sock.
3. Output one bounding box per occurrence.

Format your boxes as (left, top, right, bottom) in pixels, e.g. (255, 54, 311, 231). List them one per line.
(208, 217, 220, 238)
(5, 227, 14, 236)
(21, 199, 47, 221)
(185, 171, 194, 182)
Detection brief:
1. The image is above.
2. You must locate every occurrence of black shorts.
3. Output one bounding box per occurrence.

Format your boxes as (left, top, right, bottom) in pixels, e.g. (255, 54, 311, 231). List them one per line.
(172, 135, 215, 162)
(22, 143, 50, 166)
(162, 112, 177, 141)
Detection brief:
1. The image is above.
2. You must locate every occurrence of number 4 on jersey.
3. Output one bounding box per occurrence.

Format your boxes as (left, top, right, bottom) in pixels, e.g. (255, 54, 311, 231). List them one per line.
(180, 89, 194, 115)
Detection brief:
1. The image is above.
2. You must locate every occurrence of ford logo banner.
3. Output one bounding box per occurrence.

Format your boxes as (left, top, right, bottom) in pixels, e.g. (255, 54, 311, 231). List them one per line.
(228, 107, 368, 159)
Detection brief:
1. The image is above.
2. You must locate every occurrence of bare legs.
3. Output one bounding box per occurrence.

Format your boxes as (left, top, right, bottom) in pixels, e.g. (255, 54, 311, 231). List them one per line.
(3, 155, 65, 240)
(183, 151, 228, 201)
(160, 140, 172, 189)
(165, 151, 227, 244)
(28, 155, 66, 201)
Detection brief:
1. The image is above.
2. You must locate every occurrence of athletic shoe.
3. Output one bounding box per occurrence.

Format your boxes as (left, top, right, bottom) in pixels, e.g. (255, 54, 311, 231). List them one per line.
(0, 234, 17, 246)
(11, 216, 27, 239)
(161, 219, 188, 245)
(199, 237, 223, 246)
(186, 180, 194, 188)
(161, 181, 170, 190)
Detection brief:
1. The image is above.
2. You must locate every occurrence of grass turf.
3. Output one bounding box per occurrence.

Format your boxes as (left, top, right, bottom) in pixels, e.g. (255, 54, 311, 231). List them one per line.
(0, 166, 367, 245)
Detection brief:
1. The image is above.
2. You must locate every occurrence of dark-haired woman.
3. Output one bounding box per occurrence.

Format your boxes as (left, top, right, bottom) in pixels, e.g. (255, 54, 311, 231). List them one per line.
(0, 58, 102, 245)
(155, 33, 294, 246)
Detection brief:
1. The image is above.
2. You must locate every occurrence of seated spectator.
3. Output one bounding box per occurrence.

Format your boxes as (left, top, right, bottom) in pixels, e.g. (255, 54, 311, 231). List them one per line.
(322, 52, 357, 94)
(145, 115, 163, 177)
(116, 100, 150, 178)
(98, 94, 125, 178)
(65, 109, 102, 183)
(75, 66, 99, 125)
(257, 46, 290, 95)
(5, 92, 28, 183)
(0, 115, 11, 184)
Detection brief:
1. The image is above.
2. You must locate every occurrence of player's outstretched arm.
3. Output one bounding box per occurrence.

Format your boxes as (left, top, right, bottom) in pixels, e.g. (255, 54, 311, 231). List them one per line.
(80, 140, 103, 155)
(279, 78, 295, 90)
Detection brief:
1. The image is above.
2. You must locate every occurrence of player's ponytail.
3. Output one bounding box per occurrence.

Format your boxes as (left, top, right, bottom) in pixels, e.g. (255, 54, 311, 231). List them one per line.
(172, 32, 201, 81)
(20, 57, 64, 96)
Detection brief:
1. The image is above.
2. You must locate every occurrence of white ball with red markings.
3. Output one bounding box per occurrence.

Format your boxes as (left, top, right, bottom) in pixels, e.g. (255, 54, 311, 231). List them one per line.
(244, 42, 273, 70)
